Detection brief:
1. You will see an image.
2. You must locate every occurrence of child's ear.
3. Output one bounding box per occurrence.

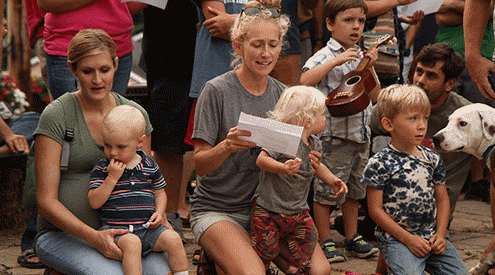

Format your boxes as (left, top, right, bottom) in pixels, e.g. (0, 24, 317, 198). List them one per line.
(380, 117, 393, 132)
(303, 117, 312, 129)
(326, 17, 334, 33)
(137, 134, 147, 147)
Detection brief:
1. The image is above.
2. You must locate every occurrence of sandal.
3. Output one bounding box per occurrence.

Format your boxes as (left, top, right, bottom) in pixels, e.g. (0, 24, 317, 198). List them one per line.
(17, 249, 45, 269)
(196, 249, 217, 275)
(192, 249, 201, 265)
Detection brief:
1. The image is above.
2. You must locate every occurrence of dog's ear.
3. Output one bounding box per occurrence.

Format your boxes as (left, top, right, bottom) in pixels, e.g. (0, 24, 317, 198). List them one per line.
(479, 109, 495, 141)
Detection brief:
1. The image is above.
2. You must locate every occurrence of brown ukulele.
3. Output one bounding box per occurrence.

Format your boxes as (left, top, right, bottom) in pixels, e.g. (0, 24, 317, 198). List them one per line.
(325, 34, 395, 117)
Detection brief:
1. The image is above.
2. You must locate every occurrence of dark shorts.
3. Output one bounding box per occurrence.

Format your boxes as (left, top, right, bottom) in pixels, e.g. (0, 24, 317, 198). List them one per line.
(148, 75, 194, 154)
(101, 224, 168, 257)
(251, 203, 317, 269)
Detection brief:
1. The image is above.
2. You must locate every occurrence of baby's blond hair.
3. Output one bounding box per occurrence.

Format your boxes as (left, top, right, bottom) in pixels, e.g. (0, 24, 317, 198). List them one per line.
(269, 85, 326, 126)
(376, 84, 430, 125)
(102, 105, 146, 140)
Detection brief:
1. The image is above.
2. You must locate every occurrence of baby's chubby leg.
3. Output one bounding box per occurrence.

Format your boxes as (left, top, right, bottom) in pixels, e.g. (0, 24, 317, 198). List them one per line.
(153, 229, 189, 274)
(117, 233, 143, 275)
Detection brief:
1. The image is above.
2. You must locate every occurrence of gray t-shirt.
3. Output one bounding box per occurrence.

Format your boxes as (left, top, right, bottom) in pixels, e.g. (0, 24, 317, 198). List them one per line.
(191, 71, 286, 213)
(256, 135, 321, 215)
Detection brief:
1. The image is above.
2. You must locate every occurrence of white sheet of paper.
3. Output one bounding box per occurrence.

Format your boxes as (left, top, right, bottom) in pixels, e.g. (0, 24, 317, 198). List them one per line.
(237, 112, 303, 158)
(122, 0, 167, 10)
(404, 0, 443, 16)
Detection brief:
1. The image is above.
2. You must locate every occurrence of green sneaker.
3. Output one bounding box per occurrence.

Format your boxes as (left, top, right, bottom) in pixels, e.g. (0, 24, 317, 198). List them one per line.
(321, 239, 345, 263)
(344, 234, 379, 258)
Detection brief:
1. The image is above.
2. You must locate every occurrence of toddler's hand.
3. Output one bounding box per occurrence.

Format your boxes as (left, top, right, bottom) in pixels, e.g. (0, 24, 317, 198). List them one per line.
(429, 233, 447, 255)
(108, 159, 125, 182)
(309, 150, 321, 173)
(405, 234, 431, 257)
(333, 48, 359, 67)
(332, 180, 348, 198)
(284, 158, 302, 176)
(148, 212, 163, 229)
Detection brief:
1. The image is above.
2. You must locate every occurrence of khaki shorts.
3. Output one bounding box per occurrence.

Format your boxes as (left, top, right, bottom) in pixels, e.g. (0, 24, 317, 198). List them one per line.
(314, 137, 369, 205)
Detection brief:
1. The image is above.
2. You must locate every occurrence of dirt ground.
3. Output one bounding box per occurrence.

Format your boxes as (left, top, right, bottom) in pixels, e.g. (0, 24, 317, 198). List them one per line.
(1, 196, 493, 275)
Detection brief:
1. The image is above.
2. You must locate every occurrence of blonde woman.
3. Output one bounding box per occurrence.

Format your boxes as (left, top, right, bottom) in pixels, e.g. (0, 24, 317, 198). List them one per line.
(191, 1, 332, 274)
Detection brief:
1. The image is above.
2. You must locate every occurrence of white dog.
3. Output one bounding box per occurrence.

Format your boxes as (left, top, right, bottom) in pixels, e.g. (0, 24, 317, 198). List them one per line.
(433, 103, 495, 161)
(433, 103, 495, 275)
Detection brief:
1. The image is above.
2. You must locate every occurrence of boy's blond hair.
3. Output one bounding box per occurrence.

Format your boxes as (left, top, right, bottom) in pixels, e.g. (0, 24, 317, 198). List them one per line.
(377, 84, 430, 126)
(102, 105, 146, 139)
(269, 85, 326, 126)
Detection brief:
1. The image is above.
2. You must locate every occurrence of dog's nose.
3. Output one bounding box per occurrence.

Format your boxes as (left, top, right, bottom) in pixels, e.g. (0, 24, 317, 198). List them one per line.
(432, 134, 444, 148)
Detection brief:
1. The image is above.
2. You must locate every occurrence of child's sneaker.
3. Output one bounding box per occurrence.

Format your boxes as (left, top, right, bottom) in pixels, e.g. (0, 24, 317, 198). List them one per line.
(344, 234, 379, 258)
(321, 238, 345, 263)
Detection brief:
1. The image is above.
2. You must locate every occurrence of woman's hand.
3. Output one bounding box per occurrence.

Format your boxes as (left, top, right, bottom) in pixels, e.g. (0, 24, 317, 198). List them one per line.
(203, 6, 237, 40)
(466, 54, 495, 99)
(4, 132, 29, 154)
(224, 126, 256, 153)
(399, 10, 424, 25)
(93, 228, 128, 260)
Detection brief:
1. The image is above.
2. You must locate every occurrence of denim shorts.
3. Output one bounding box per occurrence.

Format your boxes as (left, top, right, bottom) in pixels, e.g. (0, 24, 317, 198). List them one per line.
(100, 224, 168, 257)
(314, 137, 369, 205)
(190, 209, 251, 243)
(376, 232, 467, 275)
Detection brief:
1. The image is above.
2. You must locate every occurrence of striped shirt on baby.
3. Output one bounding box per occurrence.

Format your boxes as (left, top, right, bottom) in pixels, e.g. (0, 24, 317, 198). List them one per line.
(89, 149, 166, 226)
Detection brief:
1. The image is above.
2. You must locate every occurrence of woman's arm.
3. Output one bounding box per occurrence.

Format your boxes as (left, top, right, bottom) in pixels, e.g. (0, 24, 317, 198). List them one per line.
(365, 0, 417, 17)
(35, 135, 127, 260)
(194, 127, 256, 176)
(202, 0, 237, 40)
(0, 118, 29, 154)
(464, 0, 495, 99)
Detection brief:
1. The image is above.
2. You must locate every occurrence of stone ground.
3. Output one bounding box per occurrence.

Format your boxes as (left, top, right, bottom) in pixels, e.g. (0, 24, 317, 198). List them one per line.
(0, 196, 493, 274)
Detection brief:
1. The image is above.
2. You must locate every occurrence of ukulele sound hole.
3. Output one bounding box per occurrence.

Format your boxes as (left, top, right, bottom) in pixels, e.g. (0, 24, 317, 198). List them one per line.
(346, 76, 361, 86)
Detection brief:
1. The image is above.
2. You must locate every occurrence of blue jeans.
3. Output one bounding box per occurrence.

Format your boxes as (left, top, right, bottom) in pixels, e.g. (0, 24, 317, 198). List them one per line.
(46, 52, 132, 99)
(8, 112, 40, 144)
(35, 231, 171, 275)
(377, 232, 467, 275)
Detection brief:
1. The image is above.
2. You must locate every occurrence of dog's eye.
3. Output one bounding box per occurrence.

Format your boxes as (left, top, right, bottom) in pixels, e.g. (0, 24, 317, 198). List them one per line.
(459, 121, 467, 127)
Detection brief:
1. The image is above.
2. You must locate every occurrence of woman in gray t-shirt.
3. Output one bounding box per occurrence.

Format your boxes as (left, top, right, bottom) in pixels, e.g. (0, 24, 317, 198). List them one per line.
(190, 1, 332, 274)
